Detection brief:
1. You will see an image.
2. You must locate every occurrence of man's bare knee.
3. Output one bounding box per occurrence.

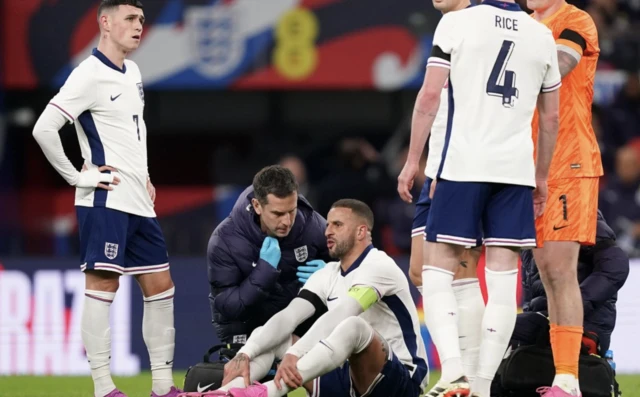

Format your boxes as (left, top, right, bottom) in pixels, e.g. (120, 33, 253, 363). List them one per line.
(539, 263, 578, 287)
(428, 242, 465, 273)
(85, 270, 120, 292)
(534, 241, 580, 285)
(454, 247, 481, 280)
(134, 270, 174, 297)
(484, 246, 520, 271)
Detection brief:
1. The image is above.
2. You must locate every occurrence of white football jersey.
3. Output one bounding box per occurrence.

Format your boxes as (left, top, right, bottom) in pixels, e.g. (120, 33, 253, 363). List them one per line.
(425, 83, 448, 179)
(301, 246, 429, 389)
(49, 49, 154, 217)
(427, 0, 561, 187)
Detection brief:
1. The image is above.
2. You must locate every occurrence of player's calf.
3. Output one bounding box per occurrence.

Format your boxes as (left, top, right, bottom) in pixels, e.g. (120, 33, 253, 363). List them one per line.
(83, 271, 121, 397)
(136, 271, 179, 396)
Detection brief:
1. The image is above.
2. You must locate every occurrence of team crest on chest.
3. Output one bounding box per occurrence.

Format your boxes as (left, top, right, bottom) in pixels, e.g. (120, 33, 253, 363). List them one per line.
(137, 82, 145, 104)
(294, 245, 308, 262)
(105, 242, 119, 260)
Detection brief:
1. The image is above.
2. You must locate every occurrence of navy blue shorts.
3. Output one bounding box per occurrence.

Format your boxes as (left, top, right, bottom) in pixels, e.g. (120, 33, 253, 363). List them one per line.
(315, 351, 422, 397)
(426, 180, 536, 248)
(76, 207, 170, 275)
(414, 178, 482, 246)
(411, 178, 433, 239)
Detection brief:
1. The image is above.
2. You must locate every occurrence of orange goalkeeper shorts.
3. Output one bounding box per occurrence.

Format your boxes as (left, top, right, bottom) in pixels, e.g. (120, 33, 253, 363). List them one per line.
(535, 177, 599, 248)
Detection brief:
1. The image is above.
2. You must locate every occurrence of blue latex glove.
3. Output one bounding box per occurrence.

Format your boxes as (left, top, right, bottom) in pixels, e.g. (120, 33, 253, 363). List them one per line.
(297, 259, 326, 283)
(260, 236, 281, 268)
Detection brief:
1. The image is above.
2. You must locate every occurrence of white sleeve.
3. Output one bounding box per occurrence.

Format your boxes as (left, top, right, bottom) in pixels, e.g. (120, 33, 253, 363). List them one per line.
(238, 298, 316, 360)
(299, 269, 329, 304)
(541, 32, 562, 93)
(49, 65, 97, 123)
(427, 12, 459, 69)
(32, 106, 80, 186)
(350, 259, 399, 300)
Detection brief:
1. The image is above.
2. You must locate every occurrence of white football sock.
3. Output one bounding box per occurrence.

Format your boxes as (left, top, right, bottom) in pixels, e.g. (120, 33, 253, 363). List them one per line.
(261, 316, 374, 397)
(553, 374, 581, 395)
(422, 266, 464, 383)
(219, 335, 294, 391)
(143, 287, 176, 396)
(82, 289, 117, 397)
(472, 268, 518, 397)
(219, 350, 275, 391)
(453, 278, 485, 383)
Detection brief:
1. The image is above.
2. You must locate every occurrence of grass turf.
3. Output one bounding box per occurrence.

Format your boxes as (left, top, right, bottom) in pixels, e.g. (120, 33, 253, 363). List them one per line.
(2, 371, 640, 397)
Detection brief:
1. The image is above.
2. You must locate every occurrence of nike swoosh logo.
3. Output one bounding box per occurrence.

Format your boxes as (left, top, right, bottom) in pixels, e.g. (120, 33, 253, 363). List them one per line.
(110, 94, 122, 101)
(553, 225, 569, 231)
(327, 297, 338, 301)
(165, 360, 173, 365)
(197, 382, 214, 392)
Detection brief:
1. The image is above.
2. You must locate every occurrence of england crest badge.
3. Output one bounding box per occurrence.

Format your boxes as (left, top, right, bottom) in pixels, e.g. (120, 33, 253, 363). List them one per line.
(294, 245, 308, 262)
(105, 242, 119, 260)
(185, 4, 245, 79)
(136, 82, 145, 104)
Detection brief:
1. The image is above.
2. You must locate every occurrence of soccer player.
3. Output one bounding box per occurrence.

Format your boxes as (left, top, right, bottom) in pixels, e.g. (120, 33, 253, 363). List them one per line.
(193, 199, 428, 397)
(527, 1, 602, 396)
(405, 0, 485, 384)
(397, 1, 561, 396)
(31, 1, 180, 397)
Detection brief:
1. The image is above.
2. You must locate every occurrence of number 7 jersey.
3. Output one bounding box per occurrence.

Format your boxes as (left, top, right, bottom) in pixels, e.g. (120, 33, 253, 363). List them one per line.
(427, 0, 561, 188)
(49, 48, 155, 218)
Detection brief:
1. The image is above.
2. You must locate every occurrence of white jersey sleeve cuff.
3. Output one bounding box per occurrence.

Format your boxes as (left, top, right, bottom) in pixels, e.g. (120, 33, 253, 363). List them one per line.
(427, 56, 451, 69)
(541, 81, 562, 93)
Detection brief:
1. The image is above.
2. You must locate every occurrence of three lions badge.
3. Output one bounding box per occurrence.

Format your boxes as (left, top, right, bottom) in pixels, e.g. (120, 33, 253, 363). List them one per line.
(294, 245, 308, 262)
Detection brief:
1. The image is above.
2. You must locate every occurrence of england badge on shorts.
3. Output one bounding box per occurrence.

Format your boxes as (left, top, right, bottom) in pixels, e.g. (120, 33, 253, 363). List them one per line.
(137, 82, 145, 104)
(105, 242, 119, 260)
(294, 246, 308, 262)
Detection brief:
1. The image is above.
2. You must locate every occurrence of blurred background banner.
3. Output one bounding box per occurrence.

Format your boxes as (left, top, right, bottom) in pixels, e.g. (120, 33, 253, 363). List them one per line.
(4, 0, 437, 91)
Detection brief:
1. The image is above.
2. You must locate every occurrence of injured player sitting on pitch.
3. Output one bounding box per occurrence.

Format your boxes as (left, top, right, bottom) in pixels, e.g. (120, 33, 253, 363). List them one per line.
(181, 199, 428, 397)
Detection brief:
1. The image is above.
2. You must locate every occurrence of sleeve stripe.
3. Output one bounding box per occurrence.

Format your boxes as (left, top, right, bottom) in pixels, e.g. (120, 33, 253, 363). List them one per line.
(558, 29, 587, 51)
(541, 81, 562, 93)
(48, 102, 74, 121)
(557, 41, 583, 60)
(426, 58, 451, 69)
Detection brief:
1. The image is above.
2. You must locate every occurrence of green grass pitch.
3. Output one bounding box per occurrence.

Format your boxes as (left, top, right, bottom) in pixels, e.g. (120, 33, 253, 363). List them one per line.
(2, 371, 640, 397)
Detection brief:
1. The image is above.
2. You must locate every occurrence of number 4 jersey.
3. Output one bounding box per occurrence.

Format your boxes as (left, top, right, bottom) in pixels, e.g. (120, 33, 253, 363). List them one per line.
(427, 0, 561, 188)
(49, 48, 155, 218)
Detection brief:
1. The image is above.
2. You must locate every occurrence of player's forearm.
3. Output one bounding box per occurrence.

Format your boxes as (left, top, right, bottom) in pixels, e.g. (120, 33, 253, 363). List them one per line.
(535, 118, 558, 180)
(286, 296, 363, 358)
(407, 90, 439, 164)
(239, 298, 315, 359)
(32, 106, 80, 186)
(535, 92, 560, 180)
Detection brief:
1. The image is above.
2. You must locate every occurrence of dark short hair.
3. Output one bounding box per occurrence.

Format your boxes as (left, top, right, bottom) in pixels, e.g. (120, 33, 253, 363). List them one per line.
(98, 0, 143, 18)
(331, 199, 374, 231)
(252, 165, 298, 205)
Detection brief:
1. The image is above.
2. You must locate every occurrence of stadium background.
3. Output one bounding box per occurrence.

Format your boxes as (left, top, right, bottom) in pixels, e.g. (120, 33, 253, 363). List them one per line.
(1, 0, 639, 392)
